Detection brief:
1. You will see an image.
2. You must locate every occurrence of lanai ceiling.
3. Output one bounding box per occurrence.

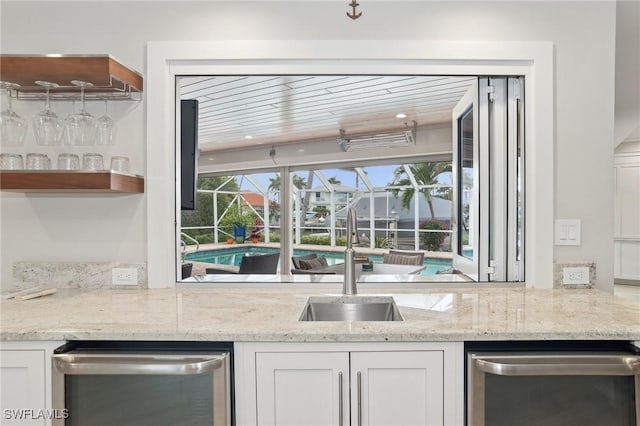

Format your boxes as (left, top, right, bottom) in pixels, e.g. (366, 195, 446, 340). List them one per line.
(178, 75, 475, 152)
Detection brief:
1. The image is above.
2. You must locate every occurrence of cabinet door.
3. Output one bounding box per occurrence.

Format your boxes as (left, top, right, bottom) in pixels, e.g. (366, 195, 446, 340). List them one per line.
(256, 352, 349, 426)
(351, 351, 444, 426)
(1, 350, 46, 425)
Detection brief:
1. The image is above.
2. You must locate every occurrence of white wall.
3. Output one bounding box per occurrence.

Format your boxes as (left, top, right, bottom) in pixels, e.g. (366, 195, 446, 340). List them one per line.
(0, 1, 618, 290)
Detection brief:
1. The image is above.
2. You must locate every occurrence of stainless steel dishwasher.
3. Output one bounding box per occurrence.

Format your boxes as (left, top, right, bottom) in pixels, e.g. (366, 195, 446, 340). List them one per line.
(52, 341, 233, 426)
(466, 341, 640, 426)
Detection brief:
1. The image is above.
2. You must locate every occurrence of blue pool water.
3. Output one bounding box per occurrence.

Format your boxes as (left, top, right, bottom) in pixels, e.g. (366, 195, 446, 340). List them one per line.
(185, 246, 452, 275)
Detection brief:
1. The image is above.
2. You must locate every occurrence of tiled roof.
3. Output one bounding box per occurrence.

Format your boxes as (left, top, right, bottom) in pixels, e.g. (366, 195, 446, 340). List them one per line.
(241, 192, 277, 207)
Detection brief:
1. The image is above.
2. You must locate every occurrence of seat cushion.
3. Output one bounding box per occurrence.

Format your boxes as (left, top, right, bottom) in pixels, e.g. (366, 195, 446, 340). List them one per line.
(292, 253, 318, 269)
(298, 256, 329, 270)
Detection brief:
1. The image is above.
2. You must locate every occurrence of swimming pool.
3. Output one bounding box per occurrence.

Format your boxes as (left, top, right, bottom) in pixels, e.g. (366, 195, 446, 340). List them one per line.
(185, 246, 452, 275)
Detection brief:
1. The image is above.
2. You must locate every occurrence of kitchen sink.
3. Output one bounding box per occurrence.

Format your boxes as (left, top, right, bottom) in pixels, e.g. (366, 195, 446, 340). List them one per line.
(299, 296, 403, 321)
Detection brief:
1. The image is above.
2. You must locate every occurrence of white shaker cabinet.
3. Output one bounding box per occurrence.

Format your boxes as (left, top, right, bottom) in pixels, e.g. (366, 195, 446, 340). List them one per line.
(235, 342, 463, 426)
(255, 351, 349, 425)
(351, 351, 444, 426)
(0, 341, 64, 426)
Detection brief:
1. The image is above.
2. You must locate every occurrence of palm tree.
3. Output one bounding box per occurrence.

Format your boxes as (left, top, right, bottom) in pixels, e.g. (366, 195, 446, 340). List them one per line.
(268, 175, 281, 201)
(268, 175, 306, 207)
(299, 171, 315, 226)
(327, 176, 341, 186)
(390, 162, 452, 219)
(293, 176, 306, 189)
(268, 176, 279, 192)
(268, 174, 308, 224)
(267, 175, 306, 193)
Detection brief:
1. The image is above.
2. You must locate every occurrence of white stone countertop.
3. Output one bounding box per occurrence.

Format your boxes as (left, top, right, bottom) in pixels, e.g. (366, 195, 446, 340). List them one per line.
(1, 287, 639, 342)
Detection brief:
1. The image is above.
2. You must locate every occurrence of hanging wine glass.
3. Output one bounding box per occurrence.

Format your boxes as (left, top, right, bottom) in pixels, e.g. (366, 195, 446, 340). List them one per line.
(32, 81, 64, 146)
(96, 100, 116, 145)
(0, 81, 27, 147)
(64, 80, 97, 146)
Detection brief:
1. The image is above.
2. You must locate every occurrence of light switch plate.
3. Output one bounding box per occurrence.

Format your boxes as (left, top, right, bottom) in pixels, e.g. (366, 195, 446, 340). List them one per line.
(555, 219, 581, 246)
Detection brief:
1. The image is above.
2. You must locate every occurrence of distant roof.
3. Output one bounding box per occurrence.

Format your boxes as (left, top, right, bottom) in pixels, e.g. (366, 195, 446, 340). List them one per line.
(240, 192, 277, 207)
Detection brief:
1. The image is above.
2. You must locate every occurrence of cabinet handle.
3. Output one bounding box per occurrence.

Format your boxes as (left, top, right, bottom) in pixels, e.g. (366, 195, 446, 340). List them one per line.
(338, 371, 343, 426)
(473, 354, 640, 376)
(357, 371, 362, 426)
(52, 353, 225, 375)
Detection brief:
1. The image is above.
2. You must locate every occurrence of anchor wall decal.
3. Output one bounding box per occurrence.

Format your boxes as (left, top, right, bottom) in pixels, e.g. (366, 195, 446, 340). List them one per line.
(347, 0, 362, 20)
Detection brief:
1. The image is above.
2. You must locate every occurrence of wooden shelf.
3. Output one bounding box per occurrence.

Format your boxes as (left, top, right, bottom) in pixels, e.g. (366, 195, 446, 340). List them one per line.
(0, 171, 144, 193)
(0, 55, 143, 101)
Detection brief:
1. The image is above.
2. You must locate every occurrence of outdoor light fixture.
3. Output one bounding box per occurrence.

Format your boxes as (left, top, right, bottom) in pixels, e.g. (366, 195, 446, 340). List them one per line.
(338, 121, 417, 152)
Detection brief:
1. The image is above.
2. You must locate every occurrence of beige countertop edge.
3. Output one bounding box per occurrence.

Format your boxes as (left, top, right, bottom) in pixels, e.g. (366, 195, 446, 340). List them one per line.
(1, 287, 638, 343)
(2, 330, 640, 343)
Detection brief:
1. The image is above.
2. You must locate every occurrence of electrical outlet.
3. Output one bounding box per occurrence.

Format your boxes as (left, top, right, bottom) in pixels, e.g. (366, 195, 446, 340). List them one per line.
(112, 268, 138, 285)
(562, 267, 590, 285)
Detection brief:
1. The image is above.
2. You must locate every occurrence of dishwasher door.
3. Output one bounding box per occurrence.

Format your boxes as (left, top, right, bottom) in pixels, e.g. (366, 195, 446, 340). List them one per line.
(52, 343, 231, 426)
(467, 351, 640, 426)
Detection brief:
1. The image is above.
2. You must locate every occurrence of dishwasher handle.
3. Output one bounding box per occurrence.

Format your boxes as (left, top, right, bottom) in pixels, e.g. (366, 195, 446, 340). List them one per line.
(472, 354, 640, 376)
(52, 352, 226, 375)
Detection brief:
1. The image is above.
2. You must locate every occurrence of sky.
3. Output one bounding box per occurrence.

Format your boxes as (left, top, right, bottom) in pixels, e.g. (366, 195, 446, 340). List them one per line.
(241, 165, 396, 193)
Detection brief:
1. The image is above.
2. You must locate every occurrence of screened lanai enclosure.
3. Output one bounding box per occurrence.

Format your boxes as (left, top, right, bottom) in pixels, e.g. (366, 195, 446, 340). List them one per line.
(177, 74, 524, 282)
(181, 161, 456, 253)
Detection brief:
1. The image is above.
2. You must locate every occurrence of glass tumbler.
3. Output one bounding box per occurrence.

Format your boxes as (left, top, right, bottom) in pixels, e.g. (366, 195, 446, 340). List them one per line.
(82, 153, 104, 170)
(57, 153, 80, 170)
(26, 153, 50, 170)
(110, 156, 130, 173)
(0, 153, 24, 170)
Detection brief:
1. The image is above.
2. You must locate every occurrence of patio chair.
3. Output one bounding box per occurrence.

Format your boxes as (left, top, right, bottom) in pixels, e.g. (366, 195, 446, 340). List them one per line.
(206, 252, 280, 274)
(382, 249, 425, 266)
(181, 262, 193, 279)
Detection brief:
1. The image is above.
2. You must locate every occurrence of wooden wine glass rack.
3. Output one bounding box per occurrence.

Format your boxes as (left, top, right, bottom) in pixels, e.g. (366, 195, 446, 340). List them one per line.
(0, 55, 144, 193)
(0, 55, 143, 101)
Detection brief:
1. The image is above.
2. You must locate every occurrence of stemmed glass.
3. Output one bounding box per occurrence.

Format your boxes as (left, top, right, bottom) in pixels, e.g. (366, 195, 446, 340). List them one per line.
(96, 100, 116, 145)
(32, 81, 64, 146)
(64, 80, 97, 146)
(0, 81, 27, 147)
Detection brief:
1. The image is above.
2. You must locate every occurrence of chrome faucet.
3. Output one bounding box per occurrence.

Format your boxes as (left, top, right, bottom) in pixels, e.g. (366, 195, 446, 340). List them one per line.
(344, 207, 360, 295)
